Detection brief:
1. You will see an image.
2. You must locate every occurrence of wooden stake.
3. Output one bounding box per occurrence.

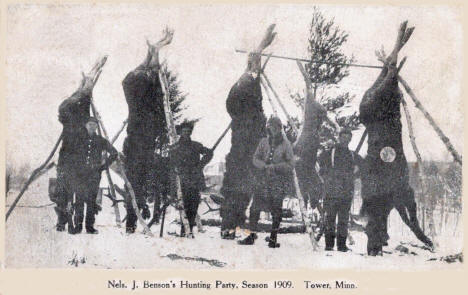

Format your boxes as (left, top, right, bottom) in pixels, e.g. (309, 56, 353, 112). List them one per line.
(398, 76, 462, 165)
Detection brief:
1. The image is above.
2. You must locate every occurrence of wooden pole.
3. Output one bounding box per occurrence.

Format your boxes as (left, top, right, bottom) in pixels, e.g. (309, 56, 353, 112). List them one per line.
(158, 69, 192, 237)
(6, 134, 63, 221)
(91, 105, 122, 227)
(260, 79, 279, 117)
(398, 76, 462, 165)
(260, 73, 298, 134)
(90, 102, 152, 235)
(111, 120, 128, 145)
(211, 122, 232, 152)
(401, 96, 437, 244)
(236, 49, 383, 69)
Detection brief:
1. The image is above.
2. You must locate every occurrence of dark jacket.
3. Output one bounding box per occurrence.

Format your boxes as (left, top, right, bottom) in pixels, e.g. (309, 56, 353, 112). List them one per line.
(78, 133, 118, 174)
(170, 137, 213, 191)
(57, 88, 92, 169)
(318, 145, 359, 198)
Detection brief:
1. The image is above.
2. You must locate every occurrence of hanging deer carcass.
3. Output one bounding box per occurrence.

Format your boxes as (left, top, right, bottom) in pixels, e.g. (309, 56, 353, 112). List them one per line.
(358, 21, 433, 255)
(121, 30, 173, 233)
(219, 25, 276, 237)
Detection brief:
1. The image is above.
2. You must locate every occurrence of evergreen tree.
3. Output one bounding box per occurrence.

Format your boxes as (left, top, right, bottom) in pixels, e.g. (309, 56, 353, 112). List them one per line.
(289, 7, 359, 149)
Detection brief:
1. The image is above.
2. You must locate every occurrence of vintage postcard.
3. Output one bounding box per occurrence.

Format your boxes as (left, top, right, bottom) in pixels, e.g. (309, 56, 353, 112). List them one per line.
(0, 1, 465, 294)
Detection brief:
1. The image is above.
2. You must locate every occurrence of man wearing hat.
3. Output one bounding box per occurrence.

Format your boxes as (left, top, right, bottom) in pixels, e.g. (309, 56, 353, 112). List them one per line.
(70, 117, 118, 234)
(318, 127, 360, 251)
(238, 116, 295, 248)
(170, 121, 213, 237)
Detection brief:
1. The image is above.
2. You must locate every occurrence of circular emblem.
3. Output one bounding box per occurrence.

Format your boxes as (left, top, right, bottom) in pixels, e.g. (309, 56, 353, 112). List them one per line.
(380, 146, 396, 163)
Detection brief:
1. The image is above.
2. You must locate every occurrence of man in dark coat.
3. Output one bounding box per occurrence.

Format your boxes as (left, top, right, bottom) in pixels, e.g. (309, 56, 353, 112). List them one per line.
(318, 128, 360, 252)
(69, 117, 118, 234)
(54, 57, 107, 233)
(170, 121, 213, 236)
(55, 79, 94, 233)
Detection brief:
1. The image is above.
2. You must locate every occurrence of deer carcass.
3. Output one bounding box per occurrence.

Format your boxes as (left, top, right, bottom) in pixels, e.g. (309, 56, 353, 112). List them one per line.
(358, 21, 433, 255)
(55, 57, 107, 231)
(121, 30, 173, 232)
(220, 25, 276, 235)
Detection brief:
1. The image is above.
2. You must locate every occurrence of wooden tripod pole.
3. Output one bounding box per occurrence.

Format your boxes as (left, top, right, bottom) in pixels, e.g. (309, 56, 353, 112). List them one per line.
(111, 120, 128, 145)
(401, 97, 437, 245)
(6, 134, 63, 221)
(398, 76, 462, 165)
(90, 102, 152, 235)
(158, 69, 191, 237)
(90, 105, 122, 227)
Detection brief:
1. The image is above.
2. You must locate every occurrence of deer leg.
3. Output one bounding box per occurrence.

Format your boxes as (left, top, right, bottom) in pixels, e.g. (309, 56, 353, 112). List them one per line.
(396, 190, 433, 248)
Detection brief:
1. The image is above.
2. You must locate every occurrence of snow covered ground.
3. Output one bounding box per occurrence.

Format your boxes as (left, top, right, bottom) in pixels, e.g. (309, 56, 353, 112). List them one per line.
(4, 175, 463, 270)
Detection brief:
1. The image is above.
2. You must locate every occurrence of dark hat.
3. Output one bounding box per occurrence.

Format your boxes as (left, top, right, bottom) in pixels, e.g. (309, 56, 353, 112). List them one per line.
(176, 121, 195, 135)
(87, 117, 99, 124)
(267, 116, 283, 129)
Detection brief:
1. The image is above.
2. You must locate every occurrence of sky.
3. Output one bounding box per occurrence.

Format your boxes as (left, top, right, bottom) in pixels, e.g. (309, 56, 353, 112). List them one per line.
(4, 3, 463, 169)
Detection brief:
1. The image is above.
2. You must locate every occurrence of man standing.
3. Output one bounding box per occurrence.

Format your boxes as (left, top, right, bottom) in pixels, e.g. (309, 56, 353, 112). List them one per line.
(238, 116, 294, 248)
(55, 60, 106, 233)
(170, 121, 213, 237)
(72, 117, 118, 234)
(318, 128, 359, 252)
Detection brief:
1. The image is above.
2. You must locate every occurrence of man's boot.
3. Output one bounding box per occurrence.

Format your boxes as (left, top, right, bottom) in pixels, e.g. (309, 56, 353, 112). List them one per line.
(126, 211, 137, 234)
(238, 233, 256, 245)
(325, 234, 335, 251)
(337, 235, 350, 252)
(221, 229, 236, 240)
(85, 212, 98, 234)
(268, 230, 280, 248)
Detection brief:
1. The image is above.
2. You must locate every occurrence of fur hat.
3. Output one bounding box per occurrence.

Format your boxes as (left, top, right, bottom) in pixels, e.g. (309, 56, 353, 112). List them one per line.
(176, 121, 195, 135)
(267, 116, 283, 129)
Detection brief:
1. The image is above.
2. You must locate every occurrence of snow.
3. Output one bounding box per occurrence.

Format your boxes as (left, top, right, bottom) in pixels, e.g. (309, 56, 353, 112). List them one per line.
(4, 173, 463, 269)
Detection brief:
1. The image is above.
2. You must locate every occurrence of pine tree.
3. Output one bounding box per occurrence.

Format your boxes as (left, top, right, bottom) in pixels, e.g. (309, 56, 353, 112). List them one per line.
(289, 7, 358, 148)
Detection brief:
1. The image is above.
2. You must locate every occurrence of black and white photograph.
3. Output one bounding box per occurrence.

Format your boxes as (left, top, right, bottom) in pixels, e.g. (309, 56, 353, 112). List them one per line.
(3, 2, 463, 273)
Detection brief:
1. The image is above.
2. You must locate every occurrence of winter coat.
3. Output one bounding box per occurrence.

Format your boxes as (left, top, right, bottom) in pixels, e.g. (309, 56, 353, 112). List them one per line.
(78, 133, 118, 174)
(57, 88, 91, 170)
(318, 146, 358, 198)
(252, 135, 295, 192)
(170, 138, 213, 191)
